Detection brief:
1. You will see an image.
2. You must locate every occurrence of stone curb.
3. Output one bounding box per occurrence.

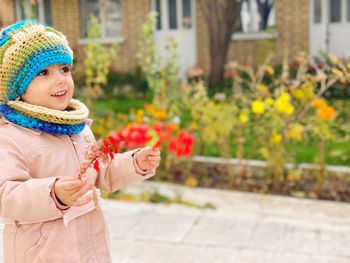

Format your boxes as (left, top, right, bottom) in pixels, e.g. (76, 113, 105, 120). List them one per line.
(192, 156, 350, 174)
(119, 181, 350, 225)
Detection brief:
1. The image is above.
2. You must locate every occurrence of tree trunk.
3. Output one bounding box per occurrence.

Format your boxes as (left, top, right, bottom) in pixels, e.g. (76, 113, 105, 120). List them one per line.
(199, 0, 243, 89)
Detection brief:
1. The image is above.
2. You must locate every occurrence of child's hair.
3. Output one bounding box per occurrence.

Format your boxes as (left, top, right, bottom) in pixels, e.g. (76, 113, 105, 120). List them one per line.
(0, 20, 73, 103)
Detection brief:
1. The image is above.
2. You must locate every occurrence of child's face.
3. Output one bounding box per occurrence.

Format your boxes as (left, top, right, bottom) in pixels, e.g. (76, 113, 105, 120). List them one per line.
(21, 64, 74, 111)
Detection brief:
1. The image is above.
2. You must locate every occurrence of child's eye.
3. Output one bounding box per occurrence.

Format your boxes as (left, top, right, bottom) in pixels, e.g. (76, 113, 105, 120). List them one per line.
(61, 66, 71, 73)
(37, 69, 48, 76)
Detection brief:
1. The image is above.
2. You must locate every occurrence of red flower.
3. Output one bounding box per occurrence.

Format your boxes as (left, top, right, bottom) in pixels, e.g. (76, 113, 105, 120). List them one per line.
(79, 123, 195, 179)
(93, 160, 100, 172)
(167, 130, 194, 157)
(153, 123, 162, 133)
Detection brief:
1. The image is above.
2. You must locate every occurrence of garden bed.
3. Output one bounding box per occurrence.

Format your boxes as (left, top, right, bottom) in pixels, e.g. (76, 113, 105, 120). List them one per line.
(153, 156, 350, 203)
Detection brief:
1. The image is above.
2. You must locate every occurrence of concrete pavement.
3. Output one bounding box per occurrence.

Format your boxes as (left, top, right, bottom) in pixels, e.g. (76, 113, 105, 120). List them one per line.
(1, 181, 350, 262)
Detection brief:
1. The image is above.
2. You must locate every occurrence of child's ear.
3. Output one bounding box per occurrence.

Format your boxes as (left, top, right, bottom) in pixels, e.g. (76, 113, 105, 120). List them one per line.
(15, 96, 23, 102)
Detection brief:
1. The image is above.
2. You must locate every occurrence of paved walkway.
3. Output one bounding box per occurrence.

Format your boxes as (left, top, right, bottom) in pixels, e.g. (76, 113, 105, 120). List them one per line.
(1, 181, 350, 262)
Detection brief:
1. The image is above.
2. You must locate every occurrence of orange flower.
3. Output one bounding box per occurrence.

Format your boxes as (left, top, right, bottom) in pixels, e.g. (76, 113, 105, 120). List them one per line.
(155, 109, 167, 120)
(311, 98, 326, 108)
(144, 104, 156, 115)
(317, 106, 335, 121)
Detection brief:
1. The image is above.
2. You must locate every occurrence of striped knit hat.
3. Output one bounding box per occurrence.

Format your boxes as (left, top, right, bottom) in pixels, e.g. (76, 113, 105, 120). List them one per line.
(0, 20, 73, 103)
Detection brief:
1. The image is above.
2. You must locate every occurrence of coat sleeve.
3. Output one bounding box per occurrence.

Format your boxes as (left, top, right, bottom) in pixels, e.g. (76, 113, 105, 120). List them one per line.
(0, 132, 64, 224)
(95, 149, 155, 193)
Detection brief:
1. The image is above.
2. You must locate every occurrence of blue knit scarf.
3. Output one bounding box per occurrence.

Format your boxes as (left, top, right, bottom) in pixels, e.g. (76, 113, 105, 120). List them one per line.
(0, 103, 87, 136)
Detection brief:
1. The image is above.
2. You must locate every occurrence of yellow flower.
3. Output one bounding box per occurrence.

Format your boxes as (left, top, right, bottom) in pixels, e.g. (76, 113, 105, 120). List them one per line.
(136, 115, 144, 123)
(271, 134, 282, 144)
(331, 68, 344, 78)
(302, 83, 316, 101)
(265, 65, 275, 76)
(155, 109, 167, 120)
(285, 104, 295, 115)
(256, 84, 269, 95)
(106, 120, 114, 129)
(94, 126, 103, 135)
(347, 63, 350, 69)
(279, 92, 291, 102)
(287, 124, 304, 141)
(264, 98, 274, 106)
(190, 121, 198, 129)
(215, 104, 222, 110)
(238, 112, 249, 123)
(311, 98, 326, 108)
(275, 100, 288, 113)
(184, 176, 198, 187)
(251, 100, 265, 114)
(117, 113, 128, 120)
(137, 109, 144, 116)
(293, 89, 305, 101)
(136, 109, 144, 123)
(318, 105, 335, 121)
(328, 53, 339, 65)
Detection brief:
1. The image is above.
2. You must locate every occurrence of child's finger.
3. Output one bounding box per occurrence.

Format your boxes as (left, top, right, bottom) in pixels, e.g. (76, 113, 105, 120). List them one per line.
(148, 151, 161, 157)
(148, 156, 161, 162)
(71, 196, 92, 207)
(62, 178, 86, 190)
(60, 177, 83, 182)
(71, 182, 92, 200)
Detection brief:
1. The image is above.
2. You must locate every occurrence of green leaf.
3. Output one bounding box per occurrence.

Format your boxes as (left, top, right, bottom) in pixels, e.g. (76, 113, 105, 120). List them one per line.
(145, 129, 160, 148)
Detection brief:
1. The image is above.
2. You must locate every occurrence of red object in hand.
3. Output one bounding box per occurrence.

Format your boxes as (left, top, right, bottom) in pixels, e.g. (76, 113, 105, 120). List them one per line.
(78, 137, 119, 179)
(78, 123, 195, 179)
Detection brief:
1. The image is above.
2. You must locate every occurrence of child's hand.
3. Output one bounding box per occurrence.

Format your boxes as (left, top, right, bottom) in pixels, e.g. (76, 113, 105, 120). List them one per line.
(54, 177, 93, 207)
(135, 147, 161, 170)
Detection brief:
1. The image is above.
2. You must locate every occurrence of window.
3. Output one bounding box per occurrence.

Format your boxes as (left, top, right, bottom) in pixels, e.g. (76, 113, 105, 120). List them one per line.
(330, 0, 341, 23)
(15, 0, 52, 25)
(237, 0, 275, 33)
(168, 0, 178, 29)
(81, 0, 122, 39)
(314, 0, 322, 23)
(182, 0, 192, 28)
(155, 0, 162, 30)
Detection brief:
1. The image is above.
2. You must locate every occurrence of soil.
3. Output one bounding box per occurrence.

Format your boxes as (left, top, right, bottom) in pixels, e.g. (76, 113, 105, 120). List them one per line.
(152, 160, 350, 203)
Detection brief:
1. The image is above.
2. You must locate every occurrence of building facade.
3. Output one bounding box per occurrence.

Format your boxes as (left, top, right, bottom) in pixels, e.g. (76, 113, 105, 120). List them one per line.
(0, 0, 325, 78)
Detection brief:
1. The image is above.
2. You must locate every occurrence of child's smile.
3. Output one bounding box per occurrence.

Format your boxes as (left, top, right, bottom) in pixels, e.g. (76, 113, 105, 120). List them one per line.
(20, 64, 74, 111)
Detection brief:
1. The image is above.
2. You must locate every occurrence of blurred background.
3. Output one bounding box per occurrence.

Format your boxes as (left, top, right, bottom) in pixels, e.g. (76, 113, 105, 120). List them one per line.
(1, 0, 350, 203)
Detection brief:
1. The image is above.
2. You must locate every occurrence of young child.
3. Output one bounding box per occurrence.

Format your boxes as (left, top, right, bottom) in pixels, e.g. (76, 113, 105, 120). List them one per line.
(0, 21, 160, 263)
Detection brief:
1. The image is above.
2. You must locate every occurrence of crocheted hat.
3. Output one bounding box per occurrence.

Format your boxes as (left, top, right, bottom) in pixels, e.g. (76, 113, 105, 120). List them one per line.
(0, 20, 73, 103)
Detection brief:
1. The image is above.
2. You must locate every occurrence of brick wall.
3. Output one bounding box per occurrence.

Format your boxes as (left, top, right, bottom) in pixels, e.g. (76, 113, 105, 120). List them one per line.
(196, 0, 310, 76)
(111, 0, 150, 72)
(0, 0, 16, 29)
(51, 0, 81, 47)
(72, 0, 150, 73)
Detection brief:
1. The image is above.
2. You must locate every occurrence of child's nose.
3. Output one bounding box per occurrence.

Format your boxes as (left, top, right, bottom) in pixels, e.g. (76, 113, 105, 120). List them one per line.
(55, 72, 67, 84)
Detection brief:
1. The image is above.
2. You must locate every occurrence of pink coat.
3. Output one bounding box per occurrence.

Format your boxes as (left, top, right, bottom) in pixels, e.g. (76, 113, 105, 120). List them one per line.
(0, 118, 155, 263)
